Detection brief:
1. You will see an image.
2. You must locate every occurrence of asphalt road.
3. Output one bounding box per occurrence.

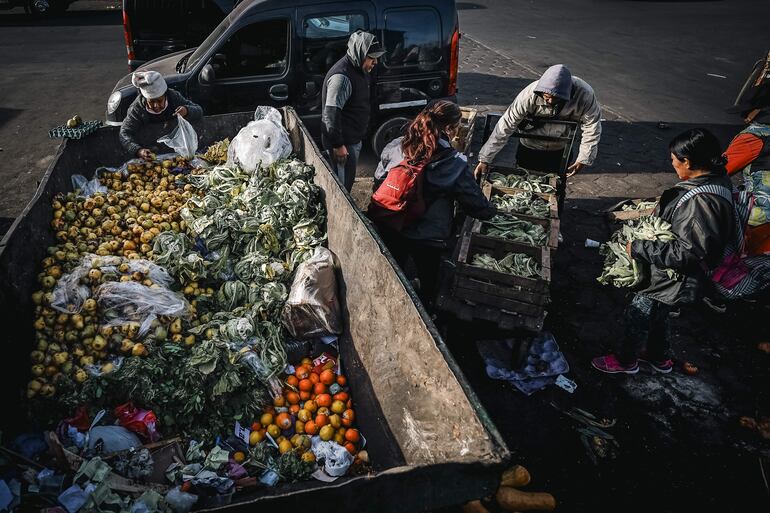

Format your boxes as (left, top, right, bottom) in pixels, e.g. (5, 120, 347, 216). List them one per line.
(457, 0, 770, 124)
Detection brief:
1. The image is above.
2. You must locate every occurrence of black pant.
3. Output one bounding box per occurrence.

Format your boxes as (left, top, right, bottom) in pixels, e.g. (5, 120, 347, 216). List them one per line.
(377, 225, 443, 307)
(516, 144, 568, 212)
(618, 294, 673, 365)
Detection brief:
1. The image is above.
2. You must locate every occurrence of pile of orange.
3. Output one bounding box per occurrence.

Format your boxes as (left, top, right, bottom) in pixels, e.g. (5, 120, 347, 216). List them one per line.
(248, 357, 363, 463)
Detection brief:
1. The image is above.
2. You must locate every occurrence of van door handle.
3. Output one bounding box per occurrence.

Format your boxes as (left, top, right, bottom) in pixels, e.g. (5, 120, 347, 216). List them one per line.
(269, 84, 289, 101)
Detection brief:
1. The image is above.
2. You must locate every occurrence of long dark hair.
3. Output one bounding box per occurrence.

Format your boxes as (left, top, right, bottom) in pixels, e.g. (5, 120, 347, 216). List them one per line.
(401, 100, 462, 164)
(669, 128, 727, 174)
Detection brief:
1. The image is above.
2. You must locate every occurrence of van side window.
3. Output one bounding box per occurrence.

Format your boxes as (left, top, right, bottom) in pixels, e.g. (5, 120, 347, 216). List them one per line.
(383, 8, 441, 69)
(213, 19, 289, 79)
(302, 14, 367, 74)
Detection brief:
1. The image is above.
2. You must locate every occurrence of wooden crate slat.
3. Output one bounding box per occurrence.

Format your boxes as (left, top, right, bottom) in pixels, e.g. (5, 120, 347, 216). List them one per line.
(456, 262, 548, 292)
(453, 275, 549, 305)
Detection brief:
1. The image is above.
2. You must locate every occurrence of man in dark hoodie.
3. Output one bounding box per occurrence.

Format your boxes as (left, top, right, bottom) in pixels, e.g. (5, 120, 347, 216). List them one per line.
(119, 71, 203, 160)
(321, 31, 385, 191)
(474, 64, 602, 178)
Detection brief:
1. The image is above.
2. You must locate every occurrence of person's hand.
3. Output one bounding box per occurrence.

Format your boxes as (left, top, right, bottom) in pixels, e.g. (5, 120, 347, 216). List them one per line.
(333, 145, 348, 163)
(137, 148, 153, 161)
(626, 241, 633, 257)
(174, 106, 189, 118)
(474, 162, 489, 179)
(567, 161, 586, 177)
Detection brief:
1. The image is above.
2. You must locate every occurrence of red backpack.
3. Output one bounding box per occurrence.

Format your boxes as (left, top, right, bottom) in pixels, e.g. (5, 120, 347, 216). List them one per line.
(368, 159, 427, 231)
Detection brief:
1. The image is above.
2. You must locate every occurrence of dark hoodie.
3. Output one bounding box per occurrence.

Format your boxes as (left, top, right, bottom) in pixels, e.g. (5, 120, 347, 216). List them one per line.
(376, 137, 496, 244)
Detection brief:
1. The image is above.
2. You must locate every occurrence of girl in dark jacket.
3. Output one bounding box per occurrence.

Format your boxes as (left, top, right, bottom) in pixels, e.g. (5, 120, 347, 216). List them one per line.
(372, 100, 496, 305)
(592, 128, 736, 374)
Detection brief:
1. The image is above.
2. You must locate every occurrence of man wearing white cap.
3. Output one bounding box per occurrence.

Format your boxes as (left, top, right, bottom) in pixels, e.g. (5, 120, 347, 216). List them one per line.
(119, 70, 203, 159)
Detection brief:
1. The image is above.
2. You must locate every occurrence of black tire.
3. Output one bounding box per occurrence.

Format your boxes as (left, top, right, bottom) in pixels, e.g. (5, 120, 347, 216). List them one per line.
(27, 0, 51, 15)
(371, 116, 411, 157)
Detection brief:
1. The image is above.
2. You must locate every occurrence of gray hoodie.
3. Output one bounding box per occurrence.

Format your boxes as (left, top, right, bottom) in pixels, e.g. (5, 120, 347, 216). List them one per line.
(478, 64, 602, 167)
(324, 31, 378, 109)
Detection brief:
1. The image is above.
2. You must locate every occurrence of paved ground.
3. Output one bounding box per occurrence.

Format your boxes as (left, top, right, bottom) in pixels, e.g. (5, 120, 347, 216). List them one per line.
(0, 2, 768, 511)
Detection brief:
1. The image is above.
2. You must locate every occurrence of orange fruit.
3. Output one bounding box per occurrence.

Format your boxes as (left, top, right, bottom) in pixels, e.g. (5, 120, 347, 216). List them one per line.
(334, 430, 345, 444)
(279, 439, 293, 454)
(331, 400, 345, 414)
(295, 366, 310, 380)
(346, 399, 353, 409)
(233, 451, 246, 463)
(304, 400, 318, 413)
(344, 442, 356, 455)
(299, 390, 312, 401)
(301, 357, 313, 366)
(265, 406, 276, 415)
(342, 409, 355, 427)
(319, 425, 335, 441)
(289, 404, 300, 414)
(333, 391, 349, 403)
(250, 422, 262, 432)
(286, 391, 300, 405)
(329, 414, 342, 429)
(181, 481, 192, 493)
(316, 393, 332, 407)
(317, 407, 330, 417)
(315, 414, 329, 428)
(309, 372, 319, 384)
(298, 378, 313, 392)
(260, 413, 273, 427)
(345, 428, 360, 444)
(273, 395, 286, 407)
(286, 375, 299, 388)
(320, 369, 335, 385)
(313, 382, 327, 396)
(298, 409, 312, 422)
(337, 374, 347, 386)
(295, 420, 305, 434)
(301, 451, 316, 463)
(304, 420, 317, 435)
(249, 430, 264, 446)
(267, 424, 281, 438)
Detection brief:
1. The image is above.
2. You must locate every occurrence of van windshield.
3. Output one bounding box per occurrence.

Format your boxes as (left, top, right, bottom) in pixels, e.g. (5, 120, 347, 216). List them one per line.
(186, 17, 233, 71)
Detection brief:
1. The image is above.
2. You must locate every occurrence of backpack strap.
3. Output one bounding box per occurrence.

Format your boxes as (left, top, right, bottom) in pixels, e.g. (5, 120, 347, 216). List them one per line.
(674, 183, 734, 212)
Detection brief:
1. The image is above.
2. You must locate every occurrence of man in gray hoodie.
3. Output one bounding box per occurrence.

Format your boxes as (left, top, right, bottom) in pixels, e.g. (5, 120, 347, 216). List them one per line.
(321, 31, 385, 191)
(474, 64, 602, 178)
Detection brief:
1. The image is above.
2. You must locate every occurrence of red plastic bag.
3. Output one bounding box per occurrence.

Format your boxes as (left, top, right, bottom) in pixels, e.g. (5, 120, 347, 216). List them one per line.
(64, 406, 91, 432)
(114, 402, 160, 442)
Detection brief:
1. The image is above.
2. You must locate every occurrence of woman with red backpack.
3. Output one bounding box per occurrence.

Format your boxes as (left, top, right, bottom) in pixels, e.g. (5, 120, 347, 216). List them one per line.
(368, 100, 496, 306)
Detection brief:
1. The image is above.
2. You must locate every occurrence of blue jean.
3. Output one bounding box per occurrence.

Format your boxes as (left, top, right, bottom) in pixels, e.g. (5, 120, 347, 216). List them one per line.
(332, 141, 361, 192)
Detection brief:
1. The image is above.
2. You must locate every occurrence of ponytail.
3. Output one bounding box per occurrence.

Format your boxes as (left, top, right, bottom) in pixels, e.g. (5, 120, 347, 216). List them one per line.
(402, 100, 462, 164)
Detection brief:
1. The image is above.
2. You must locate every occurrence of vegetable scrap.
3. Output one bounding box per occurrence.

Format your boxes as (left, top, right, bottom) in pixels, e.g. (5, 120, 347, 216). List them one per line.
(488, 171, 558, 193)
(471, 252, 541, 278)
(491, 190, 550, 218)
(597, 216, 677, 288)
(481, 214, 547, 246)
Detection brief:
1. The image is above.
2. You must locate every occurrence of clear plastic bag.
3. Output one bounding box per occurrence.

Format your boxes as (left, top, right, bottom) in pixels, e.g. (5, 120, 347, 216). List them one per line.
(281, 247, 342, 339)
(158, 114, 198, 160)
(71, 173, 108, 198)
(97, 281, 190, 338)
(51, 255, 174, 313)
(226, 106, 292, 172)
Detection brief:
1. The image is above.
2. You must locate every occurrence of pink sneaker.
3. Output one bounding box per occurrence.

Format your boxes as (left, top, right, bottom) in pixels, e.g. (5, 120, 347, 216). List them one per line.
(591, 354, 639, 374)
(638, 356, 674, 374)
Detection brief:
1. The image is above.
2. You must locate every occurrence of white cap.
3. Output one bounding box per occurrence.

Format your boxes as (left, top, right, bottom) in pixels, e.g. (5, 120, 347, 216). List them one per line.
(131, 71, 168, 100)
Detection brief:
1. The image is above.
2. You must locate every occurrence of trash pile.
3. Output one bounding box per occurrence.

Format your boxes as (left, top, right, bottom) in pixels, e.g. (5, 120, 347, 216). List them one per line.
(8, 108, 371, 512)
(597, 216, 677, 288)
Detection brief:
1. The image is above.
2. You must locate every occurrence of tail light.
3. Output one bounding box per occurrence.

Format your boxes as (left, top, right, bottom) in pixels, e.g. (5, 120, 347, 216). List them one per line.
(448, 27, 460, 96)
(123, 8, 135, 64)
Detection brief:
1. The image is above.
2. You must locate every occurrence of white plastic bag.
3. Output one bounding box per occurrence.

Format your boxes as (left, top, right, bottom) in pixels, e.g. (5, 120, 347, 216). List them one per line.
(158, 114, 198, 159)
(226, 106, 291, 172)
(97, 281, 190, 338)
(281, 247, 342, 339)
(71, 173, 107, 198)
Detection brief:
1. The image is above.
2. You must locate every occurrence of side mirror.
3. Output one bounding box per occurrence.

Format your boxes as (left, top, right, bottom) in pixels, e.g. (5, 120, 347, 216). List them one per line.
(199, 64, 215, 85)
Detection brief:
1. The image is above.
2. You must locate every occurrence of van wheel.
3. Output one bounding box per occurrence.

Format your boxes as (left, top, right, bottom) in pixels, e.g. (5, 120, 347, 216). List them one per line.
(371, 116, 410, 156)
(27, 0, 51, 15)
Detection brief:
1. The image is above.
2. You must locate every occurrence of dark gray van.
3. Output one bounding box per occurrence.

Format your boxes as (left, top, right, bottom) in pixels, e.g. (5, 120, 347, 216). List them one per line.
(106, 0, 460, 154)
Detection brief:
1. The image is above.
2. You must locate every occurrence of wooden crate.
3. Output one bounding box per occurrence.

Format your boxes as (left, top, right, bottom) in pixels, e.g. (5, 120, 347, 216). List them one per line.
(606, 197, 658, 222)
(451, 107, 479, 154)
(436, 218, 550, 332)
(480, 184, 560, 249)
